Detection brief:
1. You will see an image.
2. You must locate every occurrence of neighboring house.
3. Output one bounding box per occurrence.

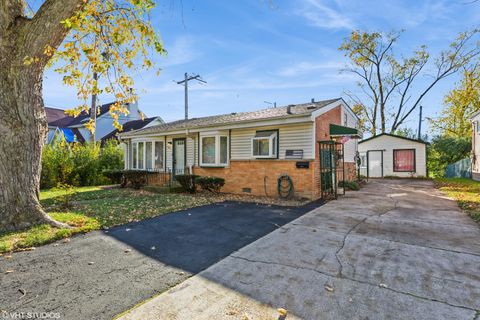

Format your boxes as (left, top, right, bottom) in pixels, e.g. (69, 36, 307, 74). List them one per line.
(358, 133, 428, 178)
(45, 101, 163, 144)
(471, 112, 480, 180)
(119, 98, 360, 200)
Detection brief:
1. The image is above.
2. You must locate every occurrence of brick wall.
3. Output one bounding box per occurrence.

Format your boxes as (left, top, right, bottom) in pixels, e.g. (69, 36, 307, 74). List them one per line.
(193, 160, 316, 200)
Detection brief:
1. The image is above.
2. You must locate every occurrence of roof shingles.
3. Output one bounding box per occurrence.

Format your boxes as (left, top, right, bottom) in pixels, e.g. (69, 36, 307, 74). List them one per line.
(121, 98, 340, 137)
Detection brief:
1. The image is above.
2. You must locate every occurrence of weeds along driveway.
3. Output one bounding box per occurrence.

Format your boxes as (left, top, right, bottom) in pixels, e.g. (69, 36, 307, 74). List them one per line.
(0, 201, 319, 320)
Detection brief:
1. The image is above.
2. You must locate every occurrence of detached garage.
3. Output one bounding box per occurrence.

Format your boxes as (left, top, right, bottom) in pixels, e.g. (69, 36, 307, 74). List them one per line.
(358, 133, 428, 178)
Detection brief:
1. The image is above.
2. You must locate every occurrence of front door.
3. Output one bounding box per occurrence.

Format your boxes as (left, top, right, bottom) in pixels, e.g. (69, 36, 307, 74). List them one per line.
(368, 150, 383, 178)
(173, 138, 186, 175)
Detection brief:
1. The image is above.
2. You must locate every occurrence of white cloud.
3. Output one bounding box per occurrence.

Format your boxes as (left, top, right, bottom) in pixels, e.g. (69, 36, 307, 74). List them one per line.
(159, 35, 199, 67)
(297, 0, 355, 30)
(276, 61, 344, 77)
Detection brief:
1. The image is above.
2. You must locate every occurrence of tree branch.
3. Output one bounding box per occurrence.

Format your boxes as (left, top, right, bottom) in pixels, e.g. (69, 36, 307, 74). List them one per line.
(17, 0, 87, 65)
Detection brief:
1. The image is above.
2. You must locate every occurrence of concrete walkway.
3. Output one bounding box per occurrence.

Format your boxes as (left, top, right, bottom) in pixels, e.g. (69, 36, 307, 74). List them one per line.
(118, 179, 480, 320)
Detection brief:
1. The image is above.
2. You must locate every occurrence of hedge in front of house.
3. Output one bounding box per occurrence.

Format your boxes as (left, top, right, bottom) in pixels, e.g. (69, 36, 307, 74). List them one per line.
(102, 169, 125, 186)
(175, 174, 199, 193)
(123, 170, 155, 189)
(196, 176, 225, 193)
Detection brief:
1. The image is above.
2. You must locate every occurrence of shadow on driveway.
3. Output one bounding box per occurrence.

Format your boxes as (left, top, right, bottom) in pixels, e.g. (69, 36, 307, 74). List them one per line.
(106, 201, 322, 273)
(0, 200, 322, 320)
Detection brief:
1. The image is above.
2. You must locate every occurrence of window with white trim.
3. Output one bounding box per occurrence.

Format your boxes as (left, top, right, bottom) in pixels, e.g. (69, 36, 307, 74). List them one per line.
(200, 133, 229, 166)
(131, 140, 164, 170)
(252, 130, 278, 158)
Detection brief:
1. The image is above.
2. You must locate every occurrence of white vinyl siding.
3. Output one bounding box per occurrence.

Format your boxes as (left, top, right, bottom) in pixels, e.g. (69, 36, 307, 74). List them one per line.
(472, 114, 480, 177)
(230, 123, 314, 160)
(342, 105, 359, 163)
(358, 135, 427, 177)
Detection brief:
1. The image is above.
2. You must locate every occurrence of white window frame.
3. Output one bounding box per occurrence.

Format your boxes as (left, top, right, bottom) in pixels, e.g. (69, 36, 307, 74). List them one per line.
(199, 132, 229, 167)
(252, 130, 278, 159)
(131, 139, 165, 171)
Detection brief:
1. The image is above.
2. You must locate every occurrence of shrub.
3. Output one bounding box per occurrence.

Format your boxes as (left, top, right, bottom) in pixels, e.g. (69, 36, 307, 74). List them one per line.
(123, 170, 151, 189)
(196, 176, 225, 193)
(102, 169, 125, 185)
(40, 139, 124, 189)
(338, 180, 360, 191)
(175, 174, 199, 193)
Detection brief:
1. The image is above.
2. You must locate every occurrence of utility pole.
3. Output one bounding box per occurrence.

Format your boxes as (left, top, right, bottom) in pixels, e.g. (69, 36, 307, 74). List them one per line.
(418, 105, 423, 140)
(264, 101, 277, 108)
(89, 49, 109, 143)
(175, 73, 206, 120)
(89, 71, 98, 143)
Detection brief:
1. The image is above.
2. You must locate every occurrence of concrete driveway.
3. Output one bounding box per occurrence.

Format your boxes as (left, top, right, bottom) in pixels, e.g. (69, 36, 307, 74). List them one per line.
(0, 201, 316, 320)
(119, 179, 480, 320)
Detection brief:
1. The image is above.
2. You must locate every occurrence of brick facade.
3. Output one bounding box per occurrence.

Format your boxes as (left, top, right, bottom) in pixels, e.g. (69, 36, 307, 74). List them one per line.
(193, 160, 315, 199)
(146, 104, 358, 200)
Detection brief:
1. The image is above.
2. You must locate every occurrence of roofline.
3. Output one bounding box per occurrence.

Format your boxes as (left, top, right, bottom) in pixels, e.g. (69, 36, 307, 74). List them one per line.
(359, 133, 429, 145)
(119, 112, 313, 138)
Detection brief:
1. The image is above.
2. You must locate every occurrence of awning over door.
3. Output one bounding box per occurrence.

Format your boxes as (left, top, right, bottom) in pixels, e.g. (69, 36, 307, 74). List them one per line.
(329, 124, 362, 138)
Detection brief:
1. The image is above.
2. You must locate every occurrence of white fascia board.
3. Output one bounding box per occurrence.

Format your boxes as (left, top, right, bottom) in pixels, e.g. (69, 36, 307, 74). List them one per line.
(310, 98, 357, 122)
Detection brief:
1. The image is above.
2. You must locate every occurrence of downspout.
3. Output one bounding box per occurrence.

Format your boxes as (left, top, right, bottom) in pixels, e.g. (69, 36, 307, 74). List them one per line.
(186, 129, 192, 174)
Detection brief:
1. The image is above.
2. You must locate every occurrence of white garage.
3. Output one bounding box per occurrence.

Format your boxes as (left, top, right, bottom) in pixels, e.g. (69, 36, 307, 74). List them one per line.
(358, 133, 428, 178)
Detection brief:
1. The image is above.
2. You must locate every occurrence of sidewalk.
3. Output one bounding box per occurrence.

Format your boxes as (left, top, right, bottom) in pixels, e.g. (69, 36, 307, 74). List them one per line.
(117, 180, 480, 320)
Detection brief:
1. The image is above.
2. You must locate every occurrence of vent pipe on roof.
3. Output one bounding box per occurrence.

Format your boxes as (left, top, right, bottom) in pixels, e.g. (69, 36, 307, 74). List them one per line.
(311, 98, 315, 103)
(287, 105, 294, 114)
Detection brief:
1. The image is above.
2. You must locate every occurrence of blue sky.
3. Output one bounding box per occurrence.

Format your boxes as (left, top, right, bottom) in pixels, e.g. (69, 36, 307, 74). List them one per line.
(42, 0, 480, 134)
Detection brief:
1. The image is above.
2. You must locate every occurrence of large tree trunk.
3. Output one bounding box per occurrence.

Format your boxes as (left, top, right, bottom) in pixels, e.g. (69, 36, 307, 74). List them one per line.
(0, 63, 68, 232)
(0, 0, 86, 232)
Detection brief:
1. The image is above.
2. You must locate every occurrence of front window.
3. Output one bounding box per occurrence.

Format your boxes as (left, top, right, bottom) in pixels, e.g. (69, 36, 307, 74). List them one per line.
(202, 137, 216, 164)
(252, 130, 278, 158)
(393, 149, 415, 172)
(131, 140, 164, 170)
(200, 133, 229, 166)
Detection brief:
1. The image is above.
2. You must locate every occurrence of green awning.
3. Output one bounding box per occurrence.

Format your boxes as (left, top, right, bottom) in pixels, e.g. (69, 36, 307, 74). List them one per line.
(329, 124, 362, 138)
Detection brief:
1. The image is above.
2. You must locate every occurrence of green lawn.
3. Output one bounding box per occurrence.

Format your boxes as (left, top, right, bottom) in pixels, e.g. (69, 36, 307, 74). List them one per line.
(0, 187, 214, 253)
(435, 178, 480, 223)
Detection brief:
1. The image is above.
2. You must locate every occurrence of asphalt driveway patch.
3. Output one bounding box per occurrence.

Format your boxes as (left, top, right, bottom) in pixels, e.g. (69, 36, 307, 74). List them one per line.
(0, 201, 317, 320)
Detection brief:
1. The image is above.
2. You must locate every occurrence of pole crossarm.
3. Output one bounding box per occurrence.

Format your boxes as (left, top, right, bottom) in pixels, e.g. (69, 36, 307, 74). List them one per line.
(175, 73, 207, 120)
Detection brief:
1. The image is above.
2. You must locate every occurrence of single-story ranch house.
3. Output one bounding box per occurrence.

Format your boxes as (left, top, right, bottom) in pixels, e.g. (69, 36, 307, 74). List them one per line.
(119, 98, 360, 200)
(358, 133, 428, 178)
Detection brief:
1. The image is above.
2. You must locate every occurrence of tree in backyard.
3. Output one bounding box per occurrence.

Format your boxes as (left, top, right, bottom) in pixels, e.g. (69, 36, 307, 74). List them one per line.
(339, 30, 480, 136)
(0, 0, 164, 231)
(429, 65, 480, 138)
(427, 135, 471, 177)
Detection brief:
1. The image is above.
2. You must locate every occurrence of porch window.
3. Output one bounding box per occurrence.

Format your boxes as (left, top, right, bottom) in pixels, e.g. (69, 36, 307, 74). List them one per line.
(200, 133, 229, 166)
(393, 149, 415, 172)
(252, 130, 278, 158)
(131, 140, 164, 170)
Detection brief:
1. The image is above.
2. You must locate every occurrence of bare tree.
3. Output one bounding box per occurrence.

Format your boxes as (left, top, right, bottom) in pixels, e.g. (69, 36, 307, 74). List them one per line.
(340, 29, 480, 135)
